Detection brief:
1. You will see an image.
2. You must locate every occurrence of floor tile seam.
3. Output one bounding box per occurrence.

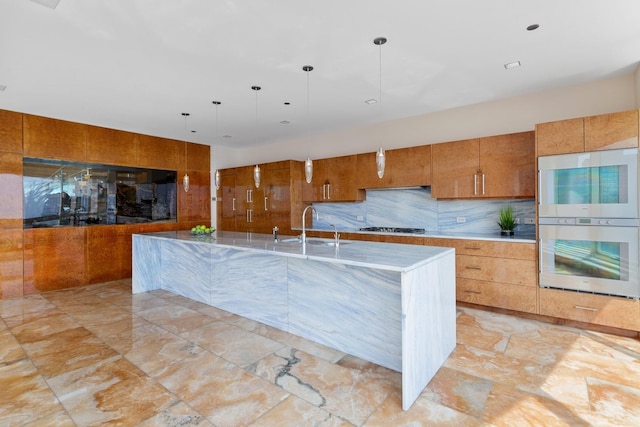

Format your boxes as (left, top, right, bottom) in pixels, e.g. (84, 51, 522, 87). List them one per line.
(2, 356, 74, 426)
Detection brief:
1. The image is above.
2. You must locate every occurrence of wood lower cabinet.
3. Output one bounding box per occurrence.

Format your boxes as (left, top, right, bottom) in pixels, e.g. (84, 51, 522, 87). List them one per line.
(539, 288, 640, 331)
(431, 131, 535, 199)
(537, 109, 639, 156)
(356, 145, 431, 189)
(426, 238, 538, 314)
(303, 155, 364, 202)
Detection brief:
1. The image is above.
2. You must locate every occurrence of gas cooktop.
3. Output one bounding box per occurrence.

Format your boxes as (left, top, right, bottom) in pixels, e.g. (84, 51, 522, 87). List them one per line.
(359, 227, 426, 234)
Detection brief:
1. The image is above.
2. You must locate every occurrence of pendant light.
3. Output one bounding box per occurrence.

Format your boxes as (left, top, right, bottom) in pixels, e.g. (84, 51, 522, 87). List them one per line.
(374, 37, 387, 179)
(252, 86, 261, 188)
(303, 65, 314, 184)
(181, 112, 190, 192)
(212, 101, 222, 190)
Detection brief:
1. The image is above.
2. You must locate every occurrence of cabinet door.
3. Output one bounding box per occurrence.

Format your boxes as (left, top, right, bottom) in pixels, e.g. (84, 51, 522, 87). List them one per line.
(234, 165, 255, 232)
(217, 169, 237, 231)
(356, 145, 431, 189)
(262, 164, 291, 234)
(431, 139, 479, 199)
(584, 110, 639, 151)
(536, 117, 584, 156)
(302, 159, 328, 202)
(480, 131, 535, 198)
(325, 155, 362, 201)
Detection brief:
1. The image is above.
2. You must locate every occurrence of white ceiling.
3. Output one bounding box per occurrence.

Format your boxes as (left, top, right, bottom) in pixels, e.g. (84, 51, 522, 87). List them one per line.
(1, 0, 639, 149)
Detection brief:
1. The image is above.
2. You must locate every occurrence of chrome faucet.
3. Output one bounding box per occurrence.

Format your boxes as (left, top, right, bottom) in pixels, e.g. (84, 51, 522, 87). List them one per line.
(301, 205, 318, 243)
(330, 224, 340, 248)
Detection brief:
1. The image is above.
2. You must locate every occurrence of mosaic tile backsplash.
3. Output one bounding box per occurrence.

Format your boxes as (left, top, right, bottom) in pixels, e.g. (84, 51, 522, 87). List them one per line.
(312, 187, 536, 235)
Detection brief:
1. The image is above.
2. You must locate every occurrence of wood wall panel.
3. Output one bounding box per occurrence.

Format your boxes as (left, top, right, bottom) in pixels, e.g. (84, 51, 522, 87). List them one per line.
(0, 228, 24, 298)
(0, 109, 23, 153)
(23, 227, 87, 294)
(0, 152, 23, 229)
(187, 142, 210, 171)
(136, 134, 182, 170)
(178, 169, 211, 224)
(23, 114, 88, 161)
(86, 225, 135, 283)
(87, 126, 137, 166)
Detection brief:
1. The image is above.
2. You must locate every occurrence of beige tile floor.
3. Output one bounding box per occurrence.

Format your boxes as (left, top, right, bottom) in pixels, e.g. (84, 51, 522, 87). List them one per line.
(1, 279, 640, 426)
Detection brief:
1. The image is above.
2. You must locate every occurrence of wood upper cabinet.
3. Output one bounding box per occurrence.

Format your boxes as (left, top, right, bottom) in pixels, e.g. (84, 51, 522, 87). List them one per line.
(23, 114, 88, 161)
(431, 138, 479, 199)
(431, 131, 535, 199)
(0, 110, 23, 153)
(86, 125, 137, 166)
(303, 154, 364, 202)
(356, 145, 431, 189)
(537, 110, 639, 156)
(584, 110, 639, 152)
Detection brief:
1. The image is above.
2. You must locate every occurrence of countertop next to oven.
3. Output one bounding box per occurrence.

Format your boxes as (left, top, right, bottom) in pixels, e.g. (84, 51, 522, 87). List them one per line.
(297, 227, 537, 244)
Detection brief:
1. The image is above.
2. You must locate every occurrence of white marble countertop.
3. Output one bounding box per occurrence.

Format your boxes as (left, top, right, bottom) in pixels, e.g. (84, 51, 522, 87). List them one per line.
(140, 230, 454, 273)
(297, 227, 536, 243)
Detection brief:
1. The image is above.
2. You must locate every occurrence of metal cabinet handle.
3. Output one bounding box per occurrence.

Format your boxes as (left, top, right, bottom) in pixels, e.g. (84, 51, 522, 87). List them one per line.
(473, 174, 478, 195)
(322, 184, 326, 200)
(232, 198, 236, 211)
(481, 173, 485, 195)
(264, 196, 268, 211)
(464, 290, 482, 294)
(574, 305, 598, 312)
(465, 266, 482, 270)
(464, 246, 481, 250)
(326, 183, 331, 200)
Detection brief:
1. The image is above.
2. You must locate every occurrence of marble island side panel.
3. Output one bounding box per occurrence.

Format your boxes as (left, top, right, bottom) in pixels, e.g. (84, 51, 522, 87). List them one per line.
(132, 231, 456, 410)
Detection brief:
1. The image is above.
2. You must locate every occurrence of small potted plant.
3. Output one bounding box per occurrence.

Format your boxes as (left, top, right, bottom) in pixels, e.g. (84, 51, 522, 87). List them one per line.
(497, 205, 517, 236)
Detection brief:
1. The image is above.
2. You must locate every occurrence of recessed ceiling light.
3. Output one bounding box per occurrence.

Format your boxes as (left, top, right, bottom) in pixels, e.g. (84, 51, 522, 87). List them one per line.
(280, 120, 291, 125)
(0, 85, 7, 92)
(527, 24, 540, 31)
(30, 0, 61, 9)
(504, 61, 521, 70)
(364, 98, 378, 105)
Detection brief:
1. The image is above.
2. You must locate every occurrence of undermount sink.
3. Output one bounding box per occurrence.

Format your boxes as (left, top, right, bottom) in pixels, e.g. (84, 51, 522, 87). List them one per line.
(278, 237, 347, 246)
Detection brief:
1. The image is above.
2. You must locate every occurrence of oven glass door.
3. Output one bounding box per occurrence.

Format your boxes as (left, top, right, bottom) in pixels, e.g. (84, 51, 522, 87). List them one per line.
(539, 224, 639, 298)
(538, 148, 638, 218)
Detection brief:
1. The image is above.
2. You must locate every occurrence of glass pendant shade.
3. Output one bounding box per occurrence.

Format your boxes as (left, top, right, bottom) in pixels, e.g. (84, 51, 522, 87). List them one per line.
(305, 158, 313, 183)
(214, 169, 221, 190)
(254, 164, 261, 188)
(182, 173, 190, 192)
(376, 147, 386, 179)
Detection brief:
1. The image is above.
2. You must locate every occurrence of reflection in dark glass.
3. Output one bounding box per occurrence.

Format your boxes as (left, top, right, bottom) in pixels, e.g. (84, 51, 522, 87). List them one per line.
(23, 158, 177, 228)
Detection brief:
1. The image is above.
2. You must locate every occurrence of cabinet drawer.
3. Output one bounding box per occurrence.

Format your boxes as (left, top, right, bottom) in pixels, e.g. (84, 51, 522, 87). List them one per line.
(457, 278, 537, 314)
(435, 238, 535, 260)
(539, 288, 640, 331)
(456, 255, 536, 286)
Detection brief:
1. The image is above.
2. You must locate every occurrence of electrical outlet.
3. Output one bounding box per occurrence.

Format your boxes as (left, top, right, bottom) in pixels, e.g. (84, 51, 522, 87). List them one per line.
(456, 217, 466, 223)
(524, 217, 535, 224)
(356, 215, 364, 221)
(514, 217, 521, 224)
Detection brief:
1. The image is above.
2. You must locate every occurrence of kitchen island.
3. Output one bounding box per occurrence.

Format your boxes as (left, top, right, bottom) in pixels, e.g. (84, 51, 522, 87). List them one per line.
(132, 231, 456, 410)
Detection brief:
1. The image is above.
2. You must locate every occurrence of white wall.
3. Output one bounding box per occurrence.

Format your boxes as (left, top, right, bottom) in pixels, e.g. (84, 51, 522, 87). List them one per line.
(217, 73, 637, 169)
(210, 72, 639, 227)
(635, 65, 640, 108)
